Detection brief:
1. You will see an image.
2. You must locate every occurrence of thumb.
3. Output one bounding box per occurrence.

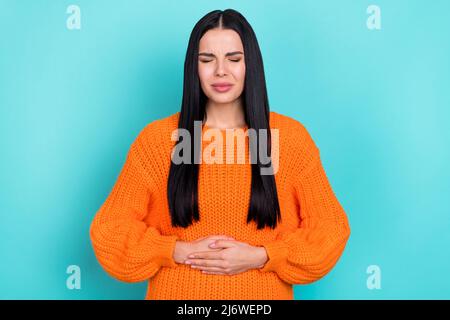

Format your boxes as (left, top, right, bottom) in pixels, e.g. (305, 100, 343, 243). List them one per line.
(209, 240, 235, 249)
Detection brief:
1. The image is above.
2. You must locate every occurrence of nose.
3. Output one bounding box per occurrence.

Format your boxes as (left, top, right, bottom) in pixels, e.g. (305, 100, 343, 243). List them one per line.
(215, 59, 227, 77)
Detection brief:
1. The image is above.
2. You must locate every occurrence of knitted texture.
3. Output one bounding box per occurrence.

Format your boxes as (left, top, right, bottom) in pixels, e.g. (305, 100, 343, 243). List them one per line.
(89, 111, 351, 300)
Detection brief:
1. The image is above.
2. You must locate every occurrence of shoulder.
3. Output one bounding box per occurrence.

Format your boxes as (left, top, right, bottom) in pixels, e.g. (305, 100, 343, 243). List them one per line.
(130, 111, 180, 157)
(269, 111, 320, 172)
(134, 112, 180, 143)
(269, 111, 319, 152)
(269, 111, 309, 133)
(140, 112, 180, 137)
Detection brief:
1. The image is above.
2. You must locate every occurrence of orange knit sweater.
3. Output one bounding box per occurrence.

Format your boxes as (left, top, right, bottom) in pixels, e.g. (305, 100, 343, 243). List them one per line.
(89, 111, 351, 300)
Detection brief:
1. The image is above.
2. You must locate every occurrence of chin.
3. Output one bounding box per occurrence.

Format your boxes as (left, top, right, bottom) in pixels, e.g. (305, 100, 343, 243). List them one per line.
(208, 92, 239, 104)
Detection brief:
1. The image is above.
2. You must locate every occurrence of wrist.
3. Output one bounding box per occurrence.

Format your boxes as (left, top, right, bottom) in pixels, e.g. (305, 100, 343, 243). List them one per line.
(254, 246, 269, 269)
(174, 241, 191, 264)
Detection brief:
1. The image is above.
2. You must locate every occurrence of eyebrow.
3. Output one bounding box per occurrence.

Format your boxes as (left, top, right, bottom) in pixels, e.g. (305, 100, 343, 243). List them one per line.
(198, 51, 244, 58)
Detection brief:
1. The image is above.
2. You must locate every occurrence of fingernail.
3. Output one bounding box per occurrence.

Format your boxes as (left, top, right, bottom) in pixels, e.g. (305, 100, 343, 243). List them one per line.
(188, 254, 195, 258)
(185, 260, 191, 264)
(209, 243, 216, 247)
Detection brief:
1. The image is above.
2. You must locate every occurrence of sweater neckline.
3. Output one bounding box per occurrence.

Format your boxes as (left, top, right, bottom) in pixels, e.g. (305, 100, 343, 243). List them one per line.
(202, 123, 249, 132)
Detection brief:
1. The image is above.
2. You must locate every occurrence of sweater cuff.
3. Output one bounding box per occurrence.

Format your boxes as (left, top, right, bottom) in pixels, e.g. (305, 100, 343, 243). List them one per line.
(152, 234, 179, 268)
(259, 240, 289, 273)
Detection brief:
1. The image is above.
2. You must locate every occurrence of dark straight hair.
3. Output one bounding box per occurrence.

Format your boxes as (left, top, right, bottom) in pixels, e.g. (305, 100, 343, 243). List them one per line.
(167, 9, 281, 229)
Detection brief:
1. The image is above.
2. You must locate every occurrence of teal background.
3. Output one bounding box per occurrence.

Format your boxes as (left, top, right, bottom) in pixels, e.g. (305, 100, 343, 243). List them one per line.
(1, 0, 449, 299)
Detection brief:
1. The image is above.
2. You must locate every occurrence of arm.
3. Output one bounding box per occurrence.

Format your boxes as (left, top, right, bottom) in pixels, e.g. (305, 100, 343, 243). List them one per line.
(90, 131, 178, 283)
(258, 146, 351, 285)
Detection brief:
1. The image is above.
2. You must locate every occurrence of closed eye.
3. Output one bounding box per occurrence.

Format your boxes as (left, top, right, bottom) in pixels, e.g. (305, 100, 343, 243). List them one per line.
(199, 59, 242, 63)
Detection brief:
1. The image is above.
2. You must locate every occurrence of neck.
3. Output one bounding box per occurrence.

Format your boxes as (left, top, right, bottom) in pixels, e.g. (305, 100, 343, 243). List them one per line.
(204, 98, 246, 129)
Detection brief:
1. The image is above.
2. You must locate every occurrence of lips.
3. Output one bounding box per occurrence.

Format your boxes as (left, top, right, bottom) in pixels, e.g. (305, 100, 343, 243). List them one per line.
(211, 83, 233, 93)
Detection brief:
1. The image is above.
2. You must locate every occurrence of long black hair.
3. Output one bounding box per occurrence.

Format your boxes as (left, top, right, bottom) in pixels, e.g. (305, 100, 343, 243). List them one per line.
(167, 9, 281, 229)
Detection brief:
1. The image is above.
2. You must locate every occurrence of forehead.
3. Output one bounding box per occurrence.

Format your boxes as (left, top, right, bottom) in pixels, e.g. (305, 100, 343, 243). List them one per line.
(199, 28, 244, 52)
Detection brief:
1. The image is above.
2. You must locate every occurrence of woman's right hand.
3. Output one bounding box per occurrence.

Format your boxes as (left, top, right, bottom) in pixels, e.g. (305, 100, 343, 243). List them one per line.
(173, 235, 235, 264)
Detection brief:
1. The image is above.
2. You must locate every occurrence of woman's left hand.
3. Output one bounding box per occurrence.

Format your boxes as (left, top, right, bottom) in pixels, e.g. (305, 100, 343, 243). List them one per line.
(183, 239, 268, 275)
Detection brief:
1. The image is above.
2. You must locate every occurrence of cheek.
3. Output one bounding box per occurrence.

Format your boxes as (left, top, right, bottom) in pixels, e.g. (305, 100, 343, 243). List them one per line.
(233, 64, 246, 86)
(198, 64, 214, 84)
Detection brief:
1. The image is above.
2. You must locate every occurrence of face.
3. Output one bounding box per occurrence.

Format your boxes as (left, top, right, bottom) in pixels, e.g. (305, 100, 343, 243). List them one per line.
(197, 28, 246, 105)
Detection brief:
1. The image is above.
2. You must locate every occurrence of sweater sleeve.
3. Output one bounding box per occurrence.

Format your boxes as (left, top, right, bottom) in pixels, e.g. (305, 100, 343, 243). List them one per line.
(258, 131, 351, 285)
(89, 129, 179, 283)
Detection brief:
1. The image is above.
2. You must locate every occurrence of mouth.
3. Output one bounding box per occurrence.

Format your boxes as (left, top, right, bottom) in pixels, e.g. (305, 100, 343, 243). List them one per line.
(211, 83, 233, 93)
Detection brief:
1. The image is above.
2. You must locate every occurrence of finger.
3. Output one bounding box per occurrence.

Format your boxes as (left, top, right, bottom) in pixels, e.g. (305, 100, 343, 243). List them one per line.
(195, 266, 228, 272)
(187, 251, 222, 260)
(185, 259, 223, 268)
(209, 240, 235, 249)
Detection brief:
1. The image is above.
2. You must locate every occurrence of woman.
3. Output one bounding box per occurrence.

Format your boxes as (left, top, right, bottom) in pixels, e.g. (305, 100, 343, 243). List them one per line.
(90, 9, 351, 300)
